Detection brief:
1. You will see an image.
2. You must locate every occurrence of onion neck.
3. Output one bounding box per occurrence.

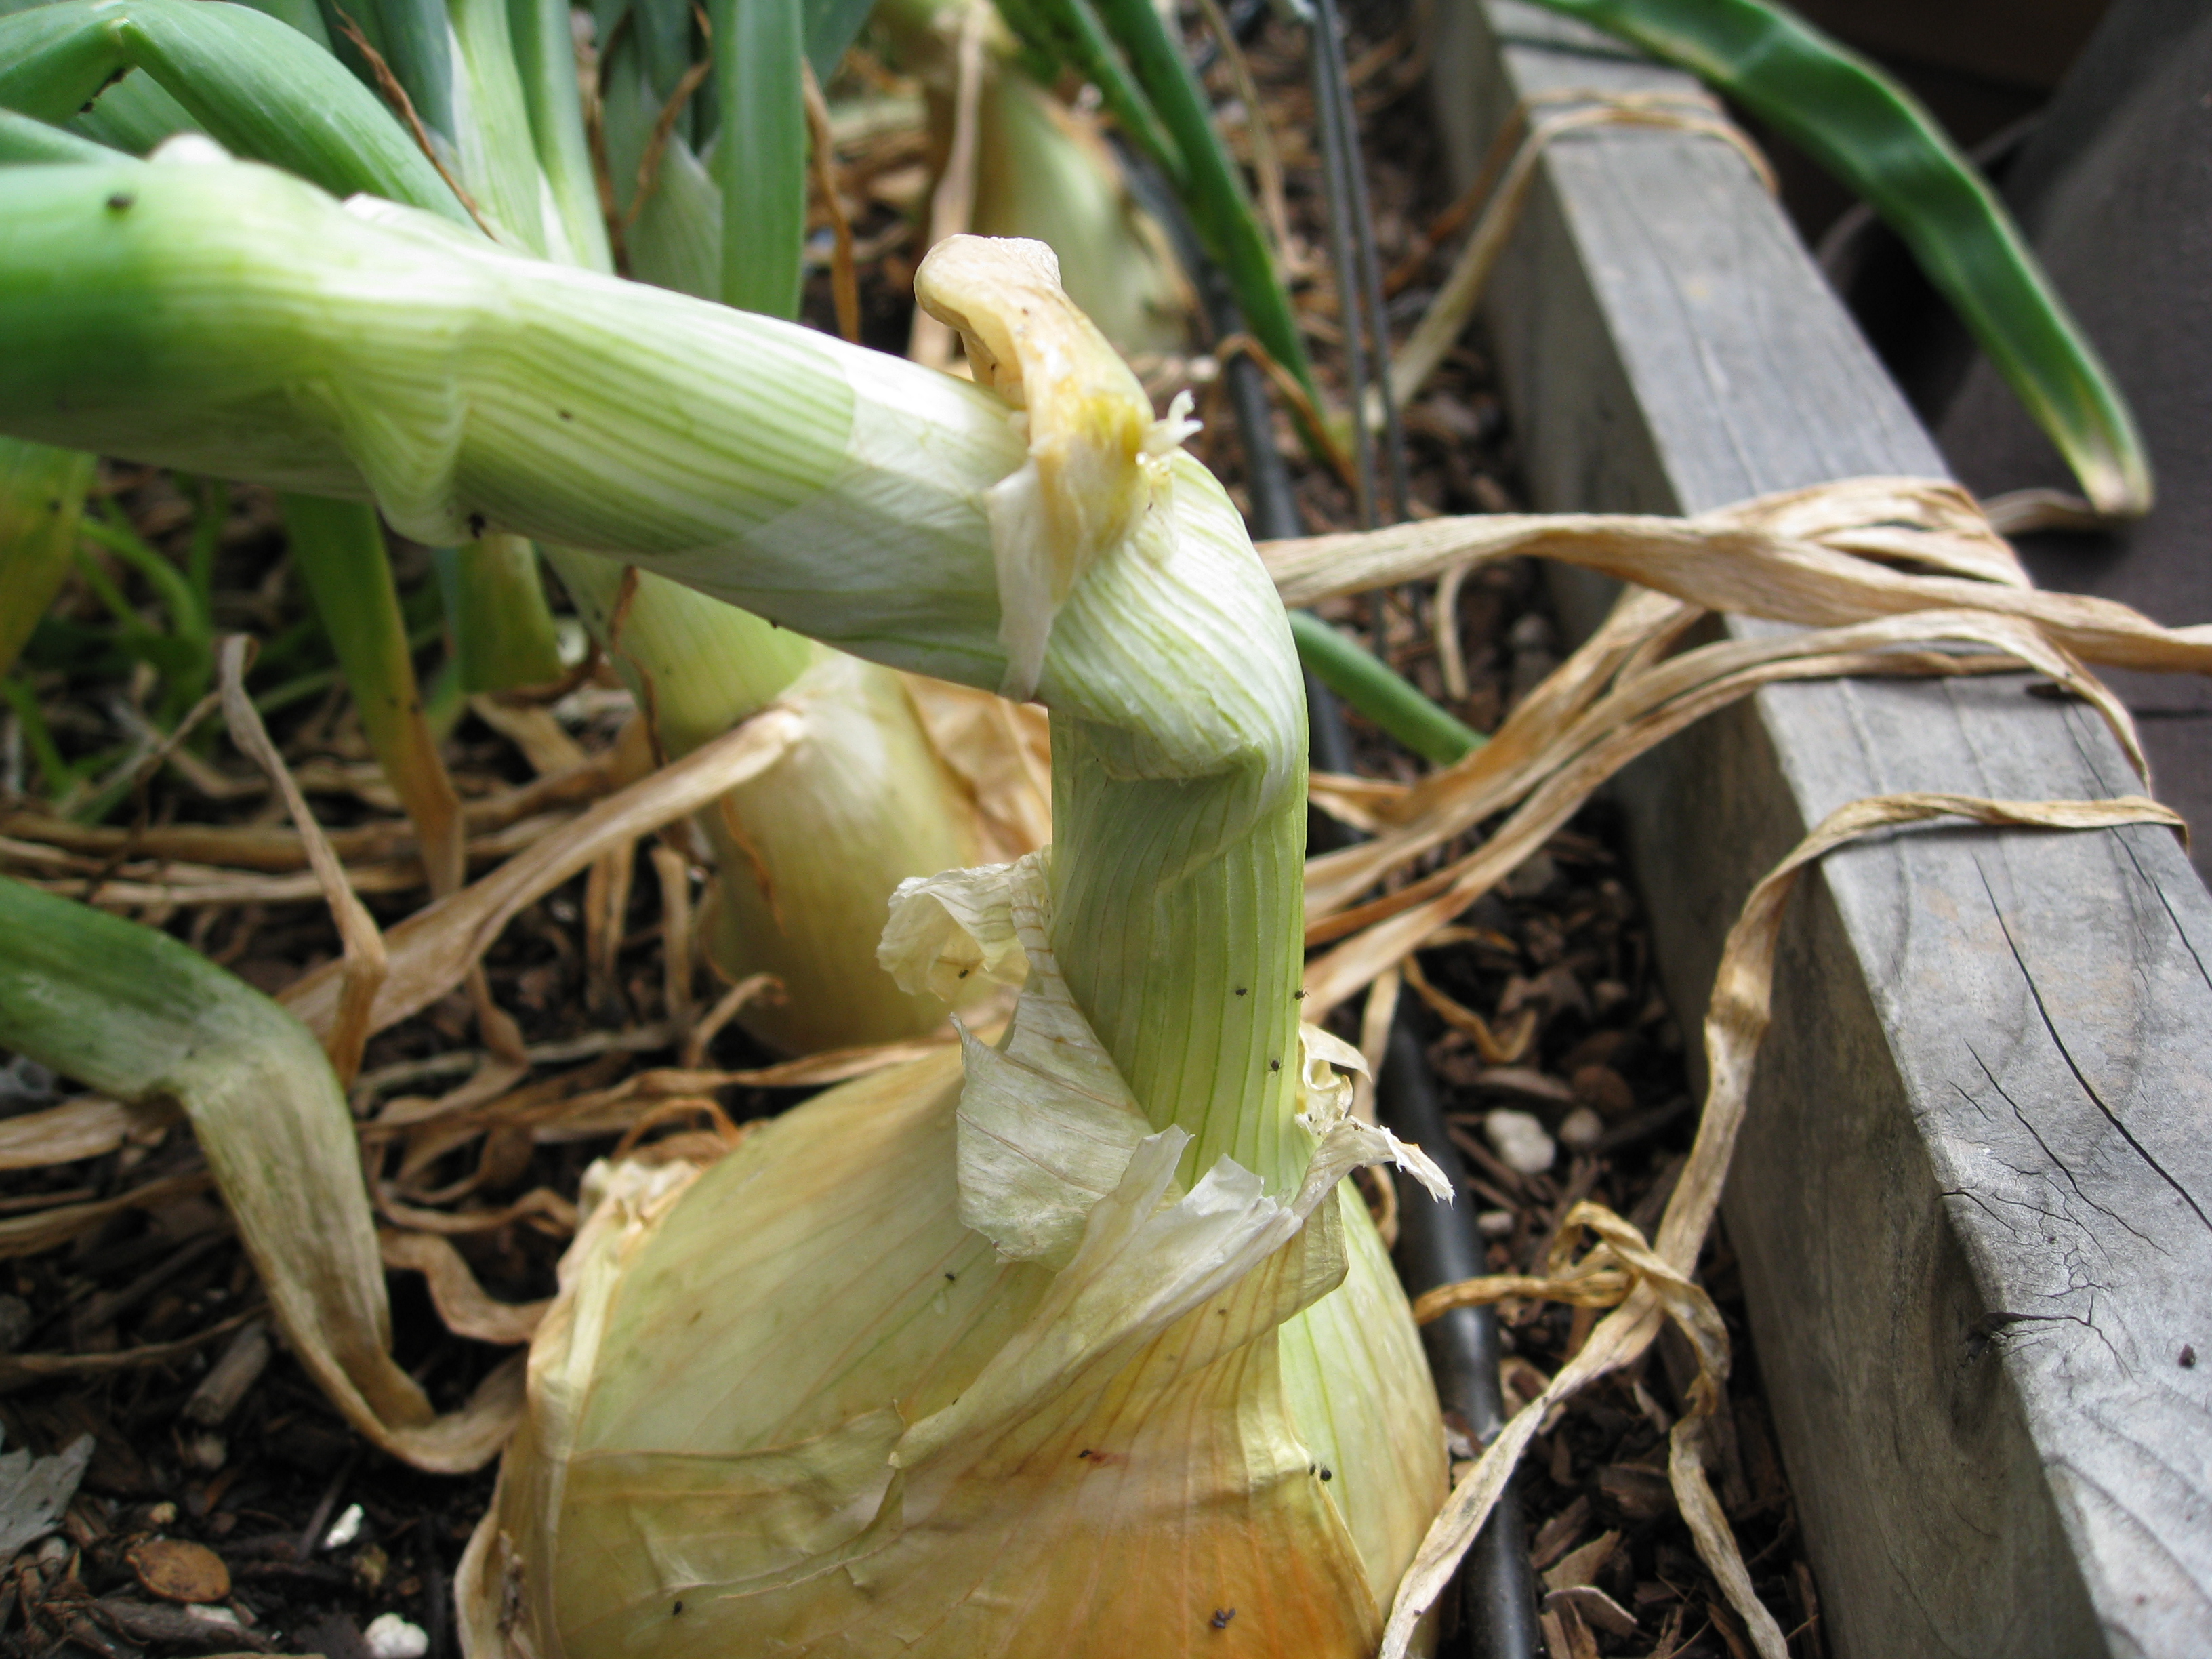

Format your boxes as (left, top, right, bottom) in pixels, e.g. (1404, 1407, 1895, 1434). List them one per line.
(1050, 712, 1311, 1196)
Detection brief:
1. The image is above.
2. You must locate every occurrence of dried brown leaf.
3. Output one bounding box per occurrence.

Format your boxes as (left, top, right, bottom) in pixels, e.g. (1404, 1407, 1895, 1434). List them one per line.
(0, 750, 617, 874)
(220, 637, 387, 1082)
(470, 696, 589, 776)
(1304, 771, 1408, 834)
(378, 1231, 548, 1345)
(1401, 954, 1533, 1065)
(0, 1311, 253, 1395)
(12, 862, 428, 909)
(907, 1, 989, 371)
(1378, 793, 2183, 1659)
(1304, 608, 2139, 1014)
(283, 709, 801, 1042)
(1264, 477, 2212, 675)
(531, 1035, 959, 1142)
(376, 1187, 581, 1237)
(681, 971, 778, 1069)
(901, 673, 1052, 863)
(582, 839, 636, 1013)
(0, 1172, 211, 1261)
(1353, 964, 1397, 1126)
(0, 1096, 174, 1171)
(651, 843, 696, 1029)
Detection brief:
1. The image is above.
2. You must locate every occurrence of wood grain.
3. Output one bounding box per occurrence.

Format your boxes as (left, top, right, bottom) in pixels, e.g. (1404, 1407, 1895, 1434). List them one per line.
(1428, 6, 2212, 1654)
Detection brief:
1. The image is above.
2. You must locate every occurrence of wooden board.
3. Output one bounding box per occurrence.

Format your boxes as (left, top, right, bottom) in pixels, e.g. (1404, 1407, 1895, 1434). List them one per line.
(1427, 6, 2212, 1654)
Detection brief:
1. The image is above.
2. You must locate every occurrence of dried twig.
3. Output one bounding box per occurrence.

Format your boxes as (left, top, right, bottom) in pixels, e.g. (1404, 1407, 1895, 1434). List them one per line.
(802, 59, 863, 343)
(329, 6, 499, 241)
(219, 636, 386, 1084)
(624, 49, 714, 232)
(908, 0, 988, 369)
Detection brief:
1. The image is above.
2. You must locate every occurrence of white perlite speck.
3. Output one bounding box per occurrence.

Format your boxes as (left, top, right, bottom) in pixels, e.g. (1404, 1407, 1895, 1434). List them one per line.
(1483, 1109, 1556, 1176)
(1556, 1106, 1605, 1153)
(321, 1502, 363, 1550)
(365, 1612, 430, 1659)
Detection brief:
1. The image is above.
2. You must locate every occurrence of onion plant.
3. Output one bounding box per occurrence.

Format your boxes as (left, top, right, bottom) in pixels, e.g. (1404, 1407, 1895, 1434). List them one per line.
(0, 0, 1016, 1051)
(0, 140, 1458, 1648)
(0, 0, 1467, 919)
(0, 438, 95, 682)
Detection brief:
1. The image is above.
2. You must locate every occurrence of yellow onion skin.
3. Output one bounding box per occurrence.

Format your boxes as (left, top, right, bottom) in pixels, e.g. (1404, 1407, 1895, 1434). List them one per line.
(691, 654, 989, 1054)
(462, 1049, 1445, 1659)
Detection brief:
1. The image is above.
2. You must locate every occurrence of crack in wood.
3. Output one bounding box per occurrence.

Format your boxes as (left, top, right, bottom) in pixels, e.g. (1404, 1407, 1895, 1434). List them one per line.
(1975, 857, 2212, 1240)
(1961, 1048, 2158, 1253)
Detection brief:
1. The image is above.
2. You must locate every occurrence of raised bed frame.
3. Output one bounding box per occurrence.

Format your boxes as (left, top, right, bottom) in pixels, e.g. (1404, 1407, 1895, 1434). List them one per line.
(1427, 6, 2212, 1654)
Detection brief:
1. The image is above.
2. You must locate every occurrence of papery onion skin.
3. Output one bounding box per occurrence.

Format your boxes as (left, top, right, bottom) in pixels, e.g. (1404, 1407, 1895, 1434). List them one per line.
(461, 1048, 1444, 1659)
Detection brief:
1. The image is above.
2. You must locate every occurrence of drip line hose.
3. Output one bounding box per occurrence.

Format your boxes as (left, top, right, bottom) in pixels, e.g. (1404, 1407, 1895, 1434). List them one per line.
(1376, 1027, 1544, 1659)
(1310, 607, 1541, 1659)
(1141, 157, 1541, 1659)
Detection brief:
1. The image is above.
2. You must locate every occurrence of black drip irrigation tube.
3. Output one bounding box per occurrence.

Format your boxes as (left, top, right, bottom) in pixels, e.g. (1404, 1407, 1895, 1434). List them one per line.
(1376, 1031, 1544, 1659)
(1158, 193, 1542, 1659)
(1307, 554, 1542, 1659)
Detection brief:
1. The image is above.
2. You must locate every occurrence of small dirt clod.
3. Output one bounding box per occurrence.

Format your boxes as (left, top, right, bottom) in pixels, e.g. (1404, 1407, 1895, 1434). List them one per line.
(1570, 1063, 1637, 1122)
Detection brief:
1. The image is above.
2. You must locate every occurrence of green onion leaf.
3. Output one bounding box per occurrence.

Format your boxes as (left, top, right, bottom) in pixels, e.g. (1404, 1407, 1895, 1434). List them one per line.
(0, 0, 470, 220)
(1528, 0, 2152, 517)
(1290, 607, 1483, 765)
(0, 874, 520, 1471)
(710, 0, 806, 317)
(283, 493, 470, 892)
(0, 438, 96, 681)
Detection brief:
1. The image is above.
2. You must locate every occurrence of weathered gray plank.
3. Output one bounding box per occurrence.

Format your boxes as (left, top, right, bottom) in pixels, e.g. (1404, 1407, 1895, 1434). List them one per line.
(1429, 7, 2212, 1655)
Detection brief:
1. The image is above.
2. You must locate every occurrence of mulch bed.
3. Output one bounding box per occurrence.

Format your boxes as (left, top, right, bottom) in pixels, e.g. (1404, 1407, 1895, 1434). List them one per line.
(0, 5, 1825, 1658)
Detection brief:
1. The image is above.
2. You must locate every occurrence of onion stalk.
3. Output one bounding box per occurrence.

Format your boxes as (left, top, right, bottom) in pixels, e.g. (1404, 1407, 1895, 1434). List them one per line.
(0, 438, 95, 681)
(433, 533, 569, 693)
(1, 0, 1038, 1050)
(0, 153, 1456, 1647)
(348, 0, 1042, 1047)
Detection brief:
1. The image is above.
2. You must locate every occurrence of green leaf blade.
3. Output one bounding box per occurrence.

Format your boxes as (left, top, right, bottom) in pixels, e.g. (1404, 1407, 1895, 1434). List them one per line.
(1529, 0, 2152, 516)
(0, 0, 472, 221)
(710, 0, 807, 318)
(0, 438, 95, 680)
